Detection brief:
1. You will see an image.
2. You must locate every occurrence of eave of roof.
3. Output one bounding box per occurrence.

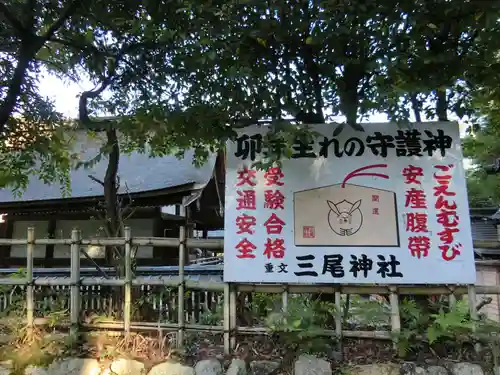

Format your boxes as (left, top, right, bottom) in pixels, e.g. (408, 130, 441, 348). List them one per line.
(0, 183, 197, 211)
(0, 130, 217, 206)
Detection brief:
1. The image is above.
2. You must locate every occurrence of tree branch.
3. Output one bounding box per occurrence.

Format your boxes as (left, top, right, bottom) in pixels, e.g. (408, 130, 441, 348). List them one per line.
(88, 175, 104, 186)
(80, 248, 109, 278)
(77, 40, 170, 127)
(0, 44, 36, 129)
(42, 0, 81, 40)
(0, 3, 27, 34)
(0, 42, 18, 54)
(78, 76, 115, 127)
(476, 297, 492, 312)
(0, 0, 81, 132)
(49, 37, 112, 57)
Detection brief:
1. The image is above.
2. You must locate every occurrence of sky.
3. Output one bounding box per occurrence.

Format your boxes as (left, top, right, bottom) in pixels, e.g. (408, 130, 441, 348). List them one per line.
(39, 72, 91, 118)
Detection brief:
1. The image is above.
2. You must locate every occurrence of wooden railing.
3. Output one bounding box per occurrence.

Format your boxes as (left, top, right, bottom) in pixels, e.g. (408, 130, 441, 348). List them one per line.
(0, 226, 496, 354)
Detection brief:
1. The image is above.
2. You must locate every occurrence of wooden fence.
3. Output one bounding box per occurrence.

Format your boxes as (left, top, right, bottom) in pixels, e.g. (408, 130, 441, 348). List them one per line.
(0, 226, 498, 354)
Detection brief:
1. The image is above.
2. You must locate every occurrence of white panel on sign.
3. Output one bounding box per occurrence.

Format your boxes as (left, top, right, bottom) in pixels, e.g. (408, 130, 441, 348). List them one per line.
(223, 122, 475, 285)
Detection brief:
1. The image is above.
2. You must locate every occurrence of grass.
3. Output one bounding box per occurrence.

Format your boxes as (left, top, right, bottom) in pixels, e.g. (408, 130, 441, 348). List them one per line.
(0, 327, 78, 375)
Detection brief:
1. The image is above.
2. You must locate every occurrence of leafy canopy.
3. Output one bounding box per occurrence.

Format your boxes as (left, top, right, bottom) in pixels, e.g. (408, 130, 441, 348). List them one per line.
(1, 0, 500, 194)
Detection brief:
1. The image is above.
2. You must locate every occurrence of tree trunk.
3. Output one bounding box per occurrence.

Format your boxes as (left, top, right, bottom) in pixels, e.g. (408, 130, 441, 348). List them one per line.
(0, 41, 38, 129)
(337, 63, 362, 128)
(410, 93, 422, 122)
(435, 89, 448, 121)
(103, 128, 123, 274)
(102, 128, 126, 318)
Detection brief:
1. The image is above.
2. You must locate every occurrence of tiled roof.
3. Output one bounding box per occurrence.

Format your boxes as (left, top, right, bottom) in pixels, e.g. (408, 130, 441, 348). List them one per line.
(0, 131, 216, 203)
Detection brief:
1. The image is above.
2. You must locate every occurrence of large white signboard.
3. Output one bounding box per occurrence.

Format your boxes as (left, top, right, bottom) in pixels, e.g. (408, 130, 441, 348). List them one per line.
(223, 122, 475, 284)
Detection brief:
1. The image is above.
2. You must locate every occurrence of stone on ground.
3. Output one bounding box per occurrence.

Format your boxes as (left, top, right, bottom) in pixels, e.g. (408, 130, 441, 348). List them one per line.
(226, 359, 247, 375)
(46, 358, 101, 375)
(294, 354, 331, 375)
(427, 366, 448, 375)
(102, 359, 146, 375)
(451, 363, 484, 375)
(250, 360, 280, 375)
(148, 361, 195, 375)
(350, 364, 400, 375)
(195, 359, 223, 375)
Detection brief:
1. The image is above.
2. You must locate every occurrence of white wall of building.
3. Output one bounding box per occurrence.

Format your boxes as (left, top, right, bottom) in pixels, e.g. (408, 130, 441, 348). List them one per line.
(475, 265, 500, 321)
(54, 219, 106, 258)
(50, 218, 154, 259)
(11, 221, 49, 258)
(123, 218, 154, 258)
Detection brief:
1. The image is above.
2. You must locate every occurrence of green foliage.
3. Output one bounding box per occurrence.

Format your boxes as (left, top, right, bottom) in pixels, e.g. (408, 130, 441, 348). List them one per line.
(263, 295, 337, 355)
(426, 301, 472, 344)
(250, 292, 500, 362)
(463, 112, 500, 207)
(345, 295, 390, 329)
(0, 119, 77, 195)
(465, 170, 499, 207)
(2, 0, 500, 202)
(392, 298, 500, 360)
(199, 304, 224, 326)
(251, 292, 282, 317)
(394, 298, 466, 357)
(172, 0, 500, 129)
(459, 15, 500, 206)
(0, 269, 70, 335)
(0, 269, 27, 326)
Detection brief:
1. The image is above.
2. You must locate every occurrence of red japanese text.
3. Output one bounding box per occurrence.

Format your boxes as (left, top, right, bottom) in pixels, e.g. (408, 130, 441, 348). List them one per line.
(263, 238, 286, 259)
(433, 164, 461, 261)
(236, 190, 256, 210)
(264, 213, 286, 235)
(262, 166, 287, 264)
(234, 166, 258, 260)
(405, 188, 427, 209)
(264, 190, 285, 209)
(405, 212, 429, 233)
(402, 165, 424, 185)
(402, 165, 430, 258)
(236, 165, 257, 187)
(236, 214, 256, 234)
(408, 236, 431, 259)
(264, 167, 285, 186)
(235, 238, 257, 259)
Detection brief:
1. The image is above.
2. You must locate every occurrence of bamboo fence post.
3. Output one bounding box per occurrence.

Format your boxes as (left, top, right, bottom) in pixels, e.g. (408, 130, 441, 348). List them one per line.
(335, 289, 343, 358)
(70, 229, 81, 336)
(223, 283, 230, 355)
(467, 285, 480, 352)
(124, 226, 132, 334)
(389, 287, 401, 350)
(229, 284, 237, 350)
(448, 286, 457, 310)
(282, 286, 289, 312)
(26, 227, 35, 330)
(177, 224, 186, 347)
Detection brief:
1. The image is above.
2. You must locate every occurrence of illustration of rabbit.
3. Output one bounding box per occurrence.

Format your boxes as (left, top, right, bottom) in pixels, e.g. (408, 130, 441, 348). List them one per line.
(327, 199, 363, 236)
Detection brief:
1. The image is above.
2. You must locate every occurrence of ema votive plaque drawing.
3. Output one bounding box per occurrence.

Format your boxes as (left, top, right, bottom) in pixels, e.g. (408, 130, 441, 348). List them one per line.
(293, 164, 400, 247)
